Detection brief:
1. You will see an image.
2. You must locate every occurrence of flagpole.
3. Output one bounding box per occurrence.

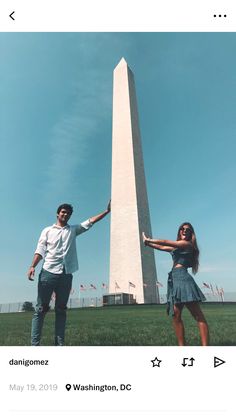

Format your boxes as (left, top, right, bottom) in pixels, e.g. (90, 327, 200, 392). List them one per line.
(220, 287, 225, 303)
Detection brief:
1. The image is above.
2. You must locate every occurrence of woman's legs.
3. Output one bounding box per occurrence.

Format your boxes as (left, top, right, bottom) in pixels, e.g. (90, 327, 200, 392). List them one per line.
(186, 302, 209, 346)
(173, 303, 185, 346)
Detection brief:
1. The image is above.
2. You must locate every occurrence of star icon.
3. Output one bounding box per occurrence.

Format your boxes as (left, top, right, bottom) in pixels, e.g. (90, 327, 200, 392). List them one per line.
(151, 357, 162, 367)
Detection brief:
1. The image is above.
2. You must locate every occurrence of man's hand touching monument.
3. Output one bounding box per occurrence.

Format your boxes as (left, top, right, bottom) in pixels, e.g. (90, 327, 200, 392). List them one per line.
(107, 199, 111, 213)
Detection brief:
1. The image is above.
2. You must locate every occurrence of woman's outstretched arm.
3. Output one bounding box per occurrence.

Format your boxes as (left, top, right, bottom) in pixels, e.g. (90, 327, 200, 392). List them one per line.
(153, 239, 192, 250)
(142, 232, 175, 252)
(142, 232, 192, 250)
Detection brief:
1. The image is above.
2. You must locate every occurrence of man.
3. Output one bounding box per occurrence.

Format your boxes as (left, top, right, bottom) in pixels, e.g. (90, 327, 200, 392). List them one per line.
(27, 201, 110, 346)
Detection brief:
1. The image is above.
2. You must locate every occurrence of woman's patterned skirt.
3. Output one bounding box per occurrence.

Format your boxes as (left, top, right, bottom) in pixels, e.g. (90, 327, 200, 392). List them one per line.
(167, 267, 206, 316)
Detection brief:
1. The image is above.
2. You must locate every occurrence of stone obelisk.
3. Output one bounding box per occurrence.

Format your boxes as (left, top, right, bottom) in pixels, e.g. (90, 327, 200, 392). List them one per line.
(109, 58, 159, 304)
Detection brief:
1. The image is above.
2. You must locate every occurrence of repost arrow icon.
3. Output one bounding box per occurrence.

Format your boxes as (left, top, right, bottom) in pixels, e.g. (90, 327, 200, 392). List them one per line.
(9, 11, 15, 21)
(188, 357, 195, 366)
(182, 357, 188, 367)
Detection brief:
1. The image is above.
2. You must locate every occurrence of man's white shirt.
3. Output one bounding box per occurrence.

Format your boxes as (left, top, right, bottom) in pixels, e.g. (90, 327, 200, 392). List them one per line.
(35, 219, 93, 274)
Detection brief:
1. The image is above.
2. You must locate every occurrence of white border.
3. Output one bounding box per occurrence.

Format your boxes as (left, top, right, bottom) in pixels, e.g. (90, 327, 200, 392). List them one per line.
(0, 0, 235, 32)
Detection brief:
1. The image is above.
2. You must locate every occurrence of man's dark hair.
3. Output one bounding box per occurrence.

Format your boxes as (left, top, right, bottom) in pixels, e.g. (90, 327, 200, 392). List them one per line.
(57, 203, 73, 216)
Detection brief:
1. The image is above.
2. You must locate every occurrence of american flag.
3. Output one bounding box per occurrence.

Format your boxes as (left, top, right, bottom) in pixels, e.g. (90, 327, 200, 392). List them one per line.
(102, 283, 108, 289)
(202, 282, 210, 289)
(80, 284, 87, 291)
(156, 281, 163, 287)
(90, 284, 97, 290)
(129, 281, 135, 288)
(219, 287, 225, 301)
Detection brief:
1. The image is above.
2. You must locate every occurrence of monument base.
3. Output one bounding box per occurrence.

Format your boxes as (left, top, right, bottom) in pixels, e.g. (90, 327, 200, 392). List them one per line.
(103, 293, 136, 306)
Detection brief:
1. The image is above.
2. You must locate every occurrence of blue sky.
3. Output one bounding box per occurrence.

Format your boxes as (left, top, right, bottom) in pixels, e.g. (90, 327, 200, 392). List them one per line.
(1, 33, 236, 304)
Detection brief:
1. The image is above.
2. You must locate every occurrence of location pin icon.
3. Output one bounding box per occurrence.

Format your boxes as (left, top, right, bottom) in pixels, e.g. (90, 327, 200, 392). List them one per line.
(66, 384, 71, 391)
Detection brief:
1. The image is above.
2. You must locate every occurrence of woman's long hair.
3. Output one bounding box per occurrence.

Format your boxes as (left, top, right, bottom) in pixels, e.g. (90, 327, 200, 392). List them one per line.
(177, 222, 199, 274)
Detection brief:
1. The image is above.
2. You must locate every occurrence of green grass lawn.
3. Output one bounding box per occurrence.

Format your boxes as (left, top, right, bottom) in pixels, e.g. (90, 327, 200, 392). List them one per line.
(0, 303, 235, 346)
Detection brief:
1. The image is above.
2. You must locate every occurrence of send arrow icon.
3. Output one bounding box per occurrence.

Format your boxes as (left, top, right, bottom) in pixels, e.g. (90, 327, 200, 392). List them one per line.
(214, 356, 226, 368)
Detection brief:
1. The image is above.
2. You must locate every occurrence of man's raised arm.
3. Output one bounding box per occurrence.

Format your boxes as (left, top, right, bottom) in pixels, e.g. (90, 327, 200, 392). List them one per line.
(89, 200, 111, 224)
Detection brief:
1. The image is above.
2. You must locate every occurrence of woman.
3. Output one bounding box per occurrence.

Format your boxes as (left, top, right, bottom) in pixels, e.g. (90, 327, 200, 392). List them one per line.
(142, 223, 209, 346)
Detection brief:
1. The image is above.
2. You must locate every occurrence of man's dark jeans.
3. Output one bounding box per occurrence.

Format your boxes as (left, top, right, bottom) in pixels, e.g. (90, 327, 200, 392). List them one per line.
(31, 269, 72, 346)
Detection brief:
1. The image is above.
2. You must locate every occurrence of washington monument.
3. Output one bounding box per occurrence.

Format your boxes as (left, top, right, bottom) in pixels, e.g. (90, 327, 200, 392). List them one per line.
(109, 58, 159, 304)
